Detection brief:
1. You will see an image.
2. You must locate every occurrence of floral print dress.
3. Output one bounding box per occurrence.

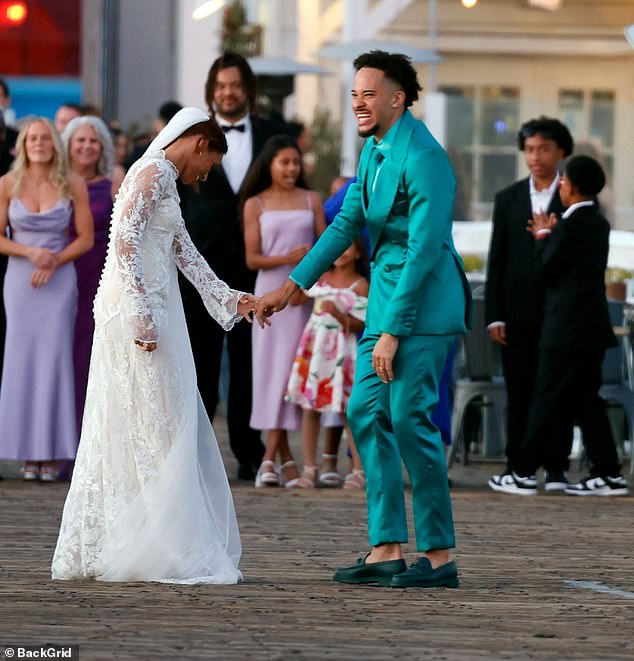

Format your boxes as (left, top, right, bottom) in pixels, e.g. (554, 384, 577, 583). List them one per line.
(286, 278, 367, 413)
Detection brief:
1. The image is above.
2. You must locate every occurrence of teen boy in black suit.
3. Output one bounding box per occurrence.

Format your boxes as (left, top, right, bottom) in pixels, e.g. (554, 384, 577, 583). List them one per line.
(486, 117, 573, 490)
(490, 155, 628, 496)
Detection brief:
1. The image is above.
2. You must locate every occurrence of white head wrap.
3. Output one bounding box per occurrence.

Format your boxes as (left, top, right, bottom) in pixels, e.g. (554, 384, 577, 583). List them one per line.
(144, 106, 210, 157)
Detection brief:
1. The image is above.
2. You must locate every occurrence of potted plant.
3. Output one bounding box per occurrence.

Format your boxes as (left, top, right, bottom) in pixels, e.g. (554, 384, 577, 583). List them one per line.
(605, 267, 632, 301)
(461, 255, 485, 273)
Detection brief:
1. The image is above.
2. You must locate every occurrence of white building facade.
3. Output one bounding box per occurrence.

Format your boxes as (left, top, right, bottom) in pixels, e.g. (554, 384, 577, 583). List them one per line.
(83, 0, 634, 229)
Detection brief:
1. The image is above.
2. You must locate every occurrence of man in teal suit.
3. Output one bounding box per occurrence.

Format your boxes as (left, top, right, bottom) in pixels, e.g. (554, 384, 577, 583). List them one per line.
(255, 51, 471, 588)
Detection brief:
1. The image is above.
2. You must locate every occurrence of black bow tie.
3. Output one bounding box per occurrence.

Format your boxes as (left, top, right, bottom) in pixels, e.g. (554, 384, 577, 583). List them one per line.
(222, 124, 246, 133)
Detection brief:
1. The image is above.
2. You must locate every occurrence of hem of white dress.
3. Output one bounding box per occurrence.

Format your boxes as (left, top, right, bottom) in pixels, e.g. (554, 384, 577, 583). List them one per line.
(52, 571, 243, 585)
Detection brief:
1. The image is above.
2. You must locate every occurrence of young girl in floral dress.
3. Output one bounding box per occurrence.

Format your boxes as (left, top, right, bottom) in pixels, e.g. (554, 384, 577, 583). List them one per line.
(286, 238, 369, 489)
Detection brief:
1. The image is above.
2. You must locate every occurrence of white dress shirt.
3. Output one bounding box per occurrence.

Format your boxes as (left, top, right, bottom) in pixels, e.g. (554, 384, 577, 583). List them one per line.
(216, 116, 252, 194)
(529, 173, 560, 215)
(561, 200, 594, 219)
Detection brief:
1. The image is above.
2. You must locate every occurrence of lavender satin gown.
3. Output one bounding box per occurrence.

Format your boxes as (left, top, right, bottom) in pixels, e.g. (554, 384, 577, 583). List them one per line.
(0, 198, 78, 460)
(70, 178, 113, 433)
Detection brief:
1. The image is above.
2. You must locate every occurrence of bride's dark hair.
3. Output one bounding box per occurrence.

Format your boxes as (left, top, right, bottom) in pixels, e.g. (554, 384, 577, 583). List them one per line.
(180, 119, 228, 154)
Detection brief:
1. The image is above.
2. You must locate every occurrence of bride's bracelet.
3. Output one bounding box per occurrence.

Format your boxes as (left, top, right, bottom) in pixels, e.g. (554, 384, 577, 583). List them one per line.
(134, 339, 157, 350)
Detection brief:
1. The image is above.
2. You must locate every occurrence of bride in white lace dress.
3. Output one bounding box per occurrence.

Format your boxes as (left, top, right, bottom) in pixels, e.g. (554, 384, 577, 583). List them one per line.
(52, 108, 256, 584)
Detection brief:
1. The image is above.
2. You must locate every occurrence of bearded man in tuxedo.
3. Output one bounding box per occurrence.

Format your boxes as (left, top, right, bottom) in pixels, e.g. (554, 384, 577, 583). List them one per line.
(179, 52, 287, 481)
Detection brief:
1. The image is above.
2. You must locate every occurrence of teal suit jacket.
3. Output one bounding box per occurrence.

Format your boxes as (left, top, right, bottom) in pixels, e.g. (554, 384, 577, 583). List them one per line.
(291, 110, 471, 337)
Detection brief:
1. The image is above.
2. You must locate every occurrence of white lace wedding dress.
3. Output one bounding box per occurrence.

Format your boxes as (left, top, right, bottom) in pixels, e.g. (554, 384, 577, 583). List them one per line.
(52, 153, 243, 584)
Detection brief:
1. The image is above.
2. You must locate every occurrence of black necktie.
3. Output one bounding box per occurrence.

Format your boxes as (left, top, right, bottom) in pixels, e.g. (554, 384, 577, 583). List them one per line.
(222, 124, 245, 133)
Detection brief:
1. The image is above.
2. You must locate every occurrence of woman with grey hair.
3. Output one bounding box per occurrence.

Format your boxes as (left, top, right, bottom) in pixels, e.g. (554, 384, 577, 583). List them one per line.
(62, 115, 125, 196)
(62, 115, 124, 437)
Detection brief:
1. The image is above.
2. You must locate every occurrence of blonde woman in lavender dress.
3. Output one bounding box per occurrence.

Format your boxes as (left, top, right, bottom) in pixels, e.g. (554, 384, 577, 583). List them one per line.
(0, 117, 93, 482)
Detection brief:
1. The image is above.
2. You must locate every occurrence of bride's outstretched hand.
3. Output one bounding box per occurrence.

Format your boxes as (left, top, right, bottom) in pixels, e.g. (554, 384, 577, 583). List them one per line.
(238, 294, 259, 323)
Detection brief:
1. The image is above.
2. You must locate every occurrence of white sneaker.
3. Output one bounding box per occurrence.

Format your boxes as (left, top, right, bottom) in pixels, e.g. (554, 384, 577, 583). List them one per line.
(544, 471, 569, 492)
(565, 475, 628, 496)
(488, 471, 538, 495)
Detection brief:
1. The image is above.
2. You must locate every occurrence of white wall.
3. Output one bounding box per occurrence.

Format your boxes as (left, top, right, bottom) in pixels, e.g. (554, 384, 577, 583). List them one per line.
(116, 0, 176, 128)
(175, 0, 225, 111)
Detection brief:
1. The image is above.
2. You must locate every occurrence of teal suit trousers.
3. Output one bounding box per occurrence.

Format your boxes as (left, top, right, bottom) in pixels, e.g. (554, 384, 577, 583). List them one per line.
(348, 332, 456, 551)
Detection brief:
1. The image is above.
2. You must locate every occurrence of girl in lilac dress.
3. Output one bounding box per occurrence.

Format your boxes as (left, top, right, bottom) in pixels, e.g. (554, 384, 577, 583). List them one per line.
(0, 117, 93, 481)
(62, 116, 122, 434)
(242, 135, 326, 487)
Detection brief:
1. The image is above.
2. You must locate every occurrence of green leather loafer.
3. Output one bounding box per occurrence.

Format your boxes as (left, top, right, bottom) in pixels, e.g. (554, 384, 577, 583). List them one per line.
(390, 557, 459, 588)
(333, 555, 407, 586)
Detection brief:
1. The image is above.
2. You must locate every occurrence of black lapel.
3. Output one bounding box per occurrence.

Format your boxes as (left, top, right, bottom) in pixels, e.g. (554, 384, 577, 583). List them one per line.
(209, 164, 233, 196)
(516, 178, 532, 221)
(516, 177, 563, 219)
(250, 115, 266, 162)
(547, 189, 565, 215)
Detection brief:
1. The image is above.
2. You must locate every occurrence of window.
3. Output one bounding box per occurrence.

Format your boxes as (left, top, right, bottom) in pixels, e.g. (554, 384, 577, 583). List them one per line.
(558, 89, 615, 182)
(441, 85, 520, 220)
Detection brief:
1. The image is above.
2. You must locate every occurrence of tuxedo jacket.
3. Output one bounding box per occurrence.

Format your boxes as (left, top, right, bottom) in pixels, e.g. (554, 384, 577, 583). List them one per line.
(485, 177, 565, 329)
(291, 110, 471, 337)
(535, 204, 617, 352)
(178, 114, 286, 291)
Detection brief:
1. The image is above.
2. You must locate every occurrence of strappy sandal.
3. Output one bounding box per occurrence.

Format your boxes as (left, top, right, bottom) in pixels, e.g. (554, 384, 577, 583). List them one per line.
(290, 465, 317, 489)
(318, 453, 343, 488)
(280, 460, 301, 488)
(21, 463, 39, 481)
(39, 464, 59, 482)
(255, 460, 280, 488)
(343, 469, 366, 490)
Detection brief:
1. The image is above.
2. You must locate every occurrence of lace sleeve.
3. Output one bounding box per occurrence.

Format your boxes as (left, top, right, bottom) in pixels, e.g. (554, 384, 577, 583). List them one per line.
(113, 160, 165, 342)
(172, 215, 244, 332)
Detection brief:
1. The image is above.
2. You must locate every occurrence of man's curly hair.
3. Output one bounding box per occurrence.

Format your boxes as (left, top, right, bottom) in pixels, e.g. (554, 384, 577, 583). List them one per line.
(353, 51, 422, 108)
(518, 116, 573, 156)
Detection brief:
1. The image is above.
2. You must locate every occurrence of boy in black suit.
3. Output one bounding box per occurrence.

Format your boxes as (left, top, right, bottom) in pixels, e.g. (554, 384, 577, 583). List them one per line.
(491, 155, 628, 496)
(486, 117, 573, 490)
